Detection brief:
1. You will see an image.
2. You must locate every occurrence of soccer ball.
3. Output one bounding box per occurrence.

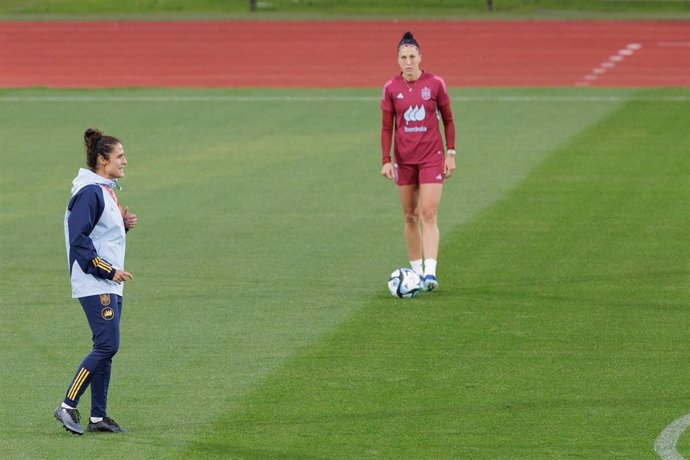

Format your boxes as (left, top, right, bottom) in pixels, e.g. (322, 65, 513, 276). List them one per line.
(387, 268, 421, 298)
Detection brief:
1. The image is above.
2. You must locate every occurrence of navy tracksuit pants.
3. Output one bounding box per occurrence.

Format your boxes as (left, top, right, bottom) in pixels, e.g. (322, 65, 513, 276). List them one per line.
(63, 293, 122, 417)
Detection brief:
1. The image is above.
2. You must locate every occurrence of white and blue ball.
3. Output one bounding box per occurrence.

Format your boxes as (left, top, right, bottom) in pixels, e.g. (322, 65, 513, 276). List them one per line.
(387, 268, 422, 298)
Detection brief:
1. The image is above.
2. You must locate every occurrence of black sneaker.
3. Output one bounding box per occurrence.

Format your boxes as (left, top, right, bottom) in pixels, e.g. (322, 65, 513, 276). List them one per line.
(87, 416, 126, 433)
(54, 406, 83, 435)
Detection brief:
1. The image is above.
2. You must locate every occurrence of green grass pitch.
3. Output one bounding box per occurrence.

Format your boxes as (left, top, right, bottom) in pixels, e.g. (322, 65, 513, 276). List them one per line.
(0, 87, 688, 458)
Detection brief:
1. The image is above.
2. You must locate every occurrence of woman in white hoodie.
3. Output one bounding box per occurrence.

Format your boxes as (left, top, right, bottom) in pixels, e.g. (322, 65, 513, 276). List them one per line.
(55, 128, 137, 435)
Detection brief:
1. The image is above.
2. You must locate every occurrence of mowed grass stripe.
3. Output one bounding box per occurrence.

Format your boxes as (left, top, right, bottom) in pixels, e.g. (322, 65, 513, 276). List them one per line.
(185, 90, 690, 458)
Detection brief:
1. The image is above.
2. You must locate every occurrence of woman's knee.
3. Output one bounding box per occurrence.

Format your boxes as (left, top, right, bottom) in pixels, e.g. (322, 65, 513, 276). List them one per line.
(93, 340, 119, 358)
(403, 212, 419, 225)
(419, 207, 437, 224)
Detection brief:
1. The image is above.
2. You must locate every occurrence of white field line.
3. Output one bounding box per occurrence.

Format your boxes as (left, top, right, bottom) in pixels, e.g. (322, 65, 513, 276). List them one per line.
(655, 413, 690, 460)
(0, 95, 379, 103)
(1, 95, 689, 103)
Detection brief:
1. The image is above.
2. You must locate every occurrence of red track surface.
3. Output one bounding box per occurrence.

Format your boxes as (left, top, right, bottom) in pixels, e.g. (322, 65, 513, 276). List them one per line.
(1, 20, 688, 88)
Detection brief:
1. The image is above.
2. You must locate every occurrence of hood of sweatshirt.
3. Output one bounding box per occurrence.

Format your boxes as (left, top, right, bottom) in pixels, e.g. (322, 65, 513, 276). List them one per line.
(71, 168, 118, 195)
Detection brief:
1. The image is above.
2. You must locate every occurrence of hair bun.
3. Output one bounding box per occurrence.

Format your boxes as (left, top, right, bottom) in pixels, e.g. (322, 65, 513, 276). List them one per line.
(398, 31, 420, 51)
(84, 128, 103, 141)
(84, 128, 103, 151)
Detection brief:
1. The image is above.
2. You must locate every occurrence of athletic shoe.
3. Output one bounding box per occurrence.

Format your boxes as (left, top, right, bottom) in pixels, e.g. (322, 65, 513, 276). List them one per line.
(422, 275, 439, 292)
(87, 416, 126, 433)
(54, 406, 83, 435)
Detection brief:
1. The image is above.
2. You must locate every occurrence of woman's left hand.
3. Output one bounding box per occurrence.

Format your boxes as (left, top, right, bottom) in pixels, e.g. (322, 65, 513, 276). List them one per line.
(444, 155, 457, 179)
(123, 206, 138, 229)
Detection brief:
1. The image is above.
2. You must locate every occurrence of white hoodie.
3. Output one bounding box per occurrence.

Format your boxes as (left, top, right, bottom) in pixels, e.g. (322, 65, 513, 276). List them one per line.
(64, 168, 126, 298)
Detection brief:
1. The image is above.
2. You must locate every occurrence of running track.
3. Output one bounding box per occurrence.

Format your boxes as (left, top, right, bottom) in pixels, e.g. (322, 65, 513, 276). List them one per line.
(1, 20, 688, 88)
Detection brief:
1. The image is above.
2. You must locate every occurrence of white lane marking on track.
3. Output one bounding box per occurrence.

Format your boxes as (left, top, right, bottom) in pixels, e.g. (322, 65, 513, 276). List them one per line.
(2, 95, 690, 103)
(658, 41, 690, 48)
(655, 413, 690, 460)
(576, 43, 642, 86)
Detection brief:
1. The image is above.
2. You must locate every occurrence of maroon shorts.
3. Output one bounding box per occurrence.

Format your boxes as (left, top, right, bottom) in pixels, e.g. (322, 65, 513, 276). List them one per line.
(394, 161, 445, 186)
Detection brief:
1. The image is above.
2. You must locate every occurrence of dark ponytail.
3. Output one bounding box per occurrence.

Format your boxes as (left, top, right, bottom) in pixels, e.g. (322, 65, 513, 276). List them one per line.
(84, 128, 120, 170)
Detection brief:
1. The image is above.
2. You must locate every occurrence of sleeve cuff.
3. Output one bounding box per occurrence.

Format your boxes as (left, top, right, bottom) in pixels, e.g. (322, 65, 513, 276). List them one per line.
(92, 257, 115, 280)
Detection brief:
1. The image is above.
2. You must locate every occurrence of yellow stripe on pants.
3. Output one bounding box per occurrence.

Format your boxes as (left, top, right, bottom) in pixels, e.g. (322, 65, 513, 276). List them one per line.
(67, 368, 90, 401)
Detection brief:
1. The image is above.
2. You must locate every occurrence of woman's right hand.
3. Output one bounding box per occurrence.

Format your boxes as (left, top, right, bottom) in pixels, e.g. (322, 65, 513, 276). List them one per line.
(381, 162, 395, 181)
(112, 269, 133, 284)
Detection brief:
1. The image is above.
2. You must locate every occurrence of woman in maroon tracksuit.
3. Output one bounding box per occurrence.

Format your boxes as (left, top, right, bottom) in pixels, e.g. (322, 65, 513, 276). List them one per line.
(380, 31, 457, 292)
